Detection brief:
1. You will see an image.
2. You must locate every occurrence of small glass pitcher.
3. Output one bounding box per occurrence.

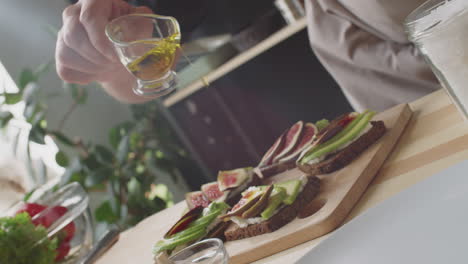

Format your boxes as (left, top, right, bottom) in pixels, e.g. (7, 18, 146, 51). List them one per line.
(106, 14, 181, 98)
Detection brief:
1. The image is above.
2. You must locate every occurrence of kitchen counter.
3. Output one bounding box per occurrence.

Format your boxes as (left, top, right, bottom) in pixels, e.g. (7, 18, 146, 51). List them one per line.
(96, 89, 468, 264)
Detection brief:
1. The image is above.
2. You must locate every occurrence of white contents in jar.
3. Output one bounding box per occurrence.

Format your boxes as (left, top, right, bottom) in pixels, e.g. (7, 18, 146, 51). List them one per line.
(417, 0, 468, 118)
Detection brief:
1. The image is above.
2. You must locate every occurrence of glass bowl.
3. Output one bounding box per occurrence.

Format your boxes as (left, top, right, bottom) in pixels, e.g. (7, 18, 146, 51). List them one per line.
(3, 182, 93, 263)
(168, 238, 228, 264)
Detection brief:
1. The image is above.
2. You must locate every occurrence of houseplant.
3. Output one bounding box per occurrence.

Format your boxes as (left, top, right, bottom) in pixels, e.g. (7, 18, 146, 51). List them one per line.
(0, 61, 190, 229)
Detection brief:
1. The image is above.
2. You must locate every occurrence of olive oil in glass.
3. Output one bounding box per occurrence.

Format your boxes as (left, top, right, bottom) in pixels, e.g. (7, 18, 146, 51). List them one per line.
(127, 34, 180, 81)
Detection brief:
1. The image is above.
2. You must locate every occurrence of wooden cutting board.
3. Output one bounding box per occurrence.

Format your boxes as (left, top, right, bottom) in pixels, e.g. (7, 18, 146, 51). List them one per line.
(225, 103, 413, 264)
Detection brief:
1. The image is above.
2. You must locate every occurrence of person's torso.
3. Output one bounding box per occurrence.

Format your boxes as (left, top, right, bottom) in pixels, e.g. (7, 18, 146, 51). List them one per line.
(337, 0, 428, 43)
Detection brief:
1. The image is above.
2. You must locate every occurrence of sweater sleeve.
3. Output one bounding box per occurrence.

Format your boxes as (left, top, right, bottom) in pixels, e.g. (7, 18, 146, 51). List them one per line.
(305, 0, 440, 111)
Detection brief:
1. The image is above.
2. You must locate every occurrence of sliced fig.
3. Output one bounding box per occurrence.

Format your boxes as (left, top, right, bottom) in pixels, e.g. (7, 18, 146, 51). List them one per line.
(164, 206, 203, 238)
(272, 121, 304, 163)
(241, 185, 274, 218)
(279, 123, 317, 162)
(201, 182, 227, 202)
(219, 188, 263, 219)
(218, 167, 252, 192)
(258, 133, 286, 167)
(314, 113, 357, 145)
(185, 191, 210, 210)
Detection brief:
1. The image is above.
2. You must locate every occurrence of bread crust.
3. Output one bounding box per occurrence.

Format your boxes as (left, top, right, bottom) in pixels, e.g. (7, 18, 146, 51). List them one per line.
(257, 159, 296, 179)
(224, 176, 321, 241)
(297, 121, 386, 175)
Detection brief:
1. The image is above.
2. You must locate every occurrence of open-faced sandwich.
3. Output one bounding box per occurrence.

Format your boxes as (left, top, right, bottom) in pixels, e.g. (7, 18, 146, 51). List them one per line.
(297, 110, 386, 175)
(256, 110, 386, 177)
(222, 176, 320, 241)
(153, 202, 231, 262)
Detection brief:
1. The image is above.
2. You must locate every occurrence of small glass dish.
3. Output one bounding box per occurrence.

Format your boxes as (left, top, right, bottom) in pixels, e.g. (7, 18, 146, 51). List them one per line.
(168, 238, 229, 264)
(3, 182, 93, 263)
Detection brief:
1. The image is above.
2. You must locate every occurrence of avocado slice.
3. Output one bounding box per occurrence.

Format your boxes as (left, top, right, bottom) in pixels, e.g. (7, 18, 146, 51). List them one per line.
(261, 186, 287, 219)
(275, 179, 303, 205)
(242, 185, 274, 218)
(153, 227, 207, 253)
(315, 119, 330, 132)
(299, 112, 366, 164)
(301, 111, 375, 164)
(159, 202, 228, 251)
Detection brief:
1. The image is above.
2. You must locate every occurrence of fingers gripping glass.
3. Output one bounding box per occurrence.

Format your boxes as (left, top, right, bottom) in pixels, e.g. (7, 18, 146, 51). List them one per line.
(106, 14, 181, 97)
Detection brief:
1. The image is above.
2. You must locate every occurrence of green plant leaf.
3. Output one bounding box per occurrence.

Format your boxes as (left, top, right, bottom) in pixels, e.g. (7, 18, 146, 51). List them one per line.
(63, 82, 88, 104)
(49, 131, 74, 147)
(82, 153, 101, 171)
(116, 135, 129, 163)
(4, 92, 22, 105)
(26, 143, 37, 184)
(34, 60, 53, 76)
(85, 166, 112, 187)
(95, 145, 114, 164)
(60, 157, 83, 185)
(18, 68, 37, 91)
(29, 126, 46, 145)
(30, 111, 45, 127)
(129, 132, 141, 149)
(109, 127, 121, 150)
(109, 122, 134, 150)
(12, 132, 20, 156)
(95, 201, 119, 224)
(127, 177, 142, 199)
(44, 24, 59, 39)
(55, 151, 69, 167)
(23, 188, 37, 202)
(148, 184, 174, 207)
(145, 153, 161, 176)
(24, 102, 38, 121)
(22, 82, 39, 104)
(0, 112, 13, 128)
(37, 158, 47, 185)
(150, 196, 167, 213)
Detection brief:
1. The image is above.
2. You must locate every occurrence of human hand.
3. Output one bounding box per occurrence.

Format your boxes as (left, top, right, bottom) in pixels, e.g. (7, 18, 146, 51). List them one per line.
(56, 0, 153, 85)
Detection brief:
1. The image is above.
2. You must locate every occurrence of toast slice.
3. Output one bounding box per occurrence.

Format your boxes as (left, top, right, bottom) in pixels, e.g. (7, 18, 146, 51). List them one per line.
(298, 121, 386, 175)
(224, 176, 321, 241)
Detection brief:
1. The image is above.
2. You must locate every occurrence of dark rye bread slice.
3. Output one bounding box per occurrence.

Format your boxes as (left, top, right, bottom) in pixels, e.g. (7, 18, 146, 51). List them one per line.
(257, 159, 296, 179)
(298, 121, 386, 176)
(224, 176, 321, 241)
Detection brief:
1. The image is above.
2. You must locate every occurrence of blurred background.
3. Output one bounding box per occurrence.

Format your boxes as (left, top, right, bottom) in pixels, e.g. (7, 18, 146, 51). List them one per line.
(0, 0, 351, 233)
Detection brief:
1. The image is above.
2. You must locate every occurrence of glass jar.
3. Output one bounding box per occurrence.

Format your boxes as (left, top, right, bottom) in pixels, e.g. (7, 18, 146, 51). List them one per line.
(405, 0, 468, 119)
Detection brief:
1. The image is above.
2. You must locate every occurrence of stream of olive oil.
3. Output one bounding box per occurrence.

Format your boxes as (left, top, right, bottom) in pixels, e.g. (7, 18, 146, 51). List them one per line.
(127, 33, 209, 87)
(127, 34, 181, 81)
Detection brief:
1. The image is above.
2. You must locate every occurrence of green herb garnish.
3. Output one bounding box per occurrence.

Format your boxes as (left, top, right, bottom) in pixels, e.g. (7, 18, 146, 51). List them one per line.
(315, 119, 329, 132)
(0, 213, 58, 264)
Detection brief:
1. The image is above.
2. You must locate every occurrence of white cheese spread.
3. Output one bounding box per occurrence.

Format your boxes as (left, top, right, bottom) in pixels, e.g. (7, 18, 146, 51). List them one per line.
(231, 216, 265, 228)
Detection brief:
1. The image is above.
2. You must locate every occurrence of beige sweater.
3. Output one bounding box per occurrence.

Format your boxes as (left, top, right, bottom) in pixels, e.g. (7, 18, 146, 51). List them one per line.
(306, 0, 440, 111)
